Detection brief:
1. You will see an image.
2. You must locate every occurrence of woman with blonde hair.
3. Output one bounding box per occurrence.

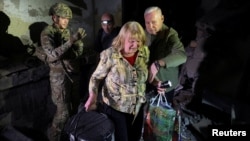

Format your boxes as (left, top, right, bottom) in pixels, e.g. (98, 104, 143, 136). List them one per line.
(85, 21, 149, 141)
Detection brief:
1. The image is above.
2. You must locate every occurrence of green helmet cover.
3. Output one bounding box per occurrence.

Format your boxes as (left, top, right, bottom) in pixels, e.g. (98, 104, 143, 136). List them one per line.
(49, 3, 72, 18)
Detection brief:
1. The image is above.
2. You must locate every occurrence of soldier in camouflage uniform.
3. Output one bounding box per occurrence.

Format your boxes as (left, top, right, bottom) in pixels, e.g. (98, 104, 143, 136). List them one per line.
(40, 3, 86, 141)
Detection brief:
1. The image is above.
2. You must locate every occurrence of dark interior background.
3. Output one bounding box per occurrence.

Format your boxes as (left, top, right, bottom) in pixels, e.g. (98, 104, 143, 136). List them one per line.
(122, 0, 250, 123)
(122, 0, 201, 46)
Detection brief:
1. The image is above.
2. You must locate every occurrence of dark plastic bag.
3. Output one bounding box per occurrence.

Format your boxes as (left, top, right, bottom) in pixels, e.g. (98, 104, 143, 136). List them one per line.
(63, 107, 114, 141)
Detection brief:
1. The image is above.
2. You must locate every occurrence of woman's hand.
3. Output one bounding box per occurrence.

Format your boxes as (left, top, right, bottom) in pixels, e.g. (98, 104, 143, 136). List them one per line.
(84, 93, 97, 112)
(148, 61, 159, 83)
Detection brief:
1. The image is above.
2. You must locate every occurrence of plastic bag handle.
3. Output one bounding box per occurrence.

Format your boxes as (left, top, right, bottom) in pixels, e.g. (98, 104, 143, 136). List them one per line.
(150, 93, 159, 105)
(150, 93, 172, 108)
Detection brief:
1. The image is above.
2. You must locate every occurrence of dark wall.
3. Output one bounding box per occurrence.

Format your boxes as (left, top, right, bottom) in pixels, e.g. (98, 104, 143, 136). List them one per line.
(123, 0, 250, 123)
(122, 0, 200, 46)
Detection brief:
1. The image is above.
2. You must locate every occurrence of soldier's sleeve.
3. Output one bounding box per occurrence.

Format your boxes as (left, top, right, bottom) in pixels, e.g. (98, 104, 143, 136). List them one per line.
(40, 27, 74, 62)
(73, 40, 84, 57)
(63, 40, 84, 59)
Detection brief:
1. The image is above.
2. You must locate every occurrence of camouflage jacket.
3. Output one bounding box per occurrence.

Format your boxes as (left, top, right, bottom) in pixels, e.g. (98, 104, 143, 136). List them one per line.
(89, 46, 149, 114)
(40, 24, 84, 73)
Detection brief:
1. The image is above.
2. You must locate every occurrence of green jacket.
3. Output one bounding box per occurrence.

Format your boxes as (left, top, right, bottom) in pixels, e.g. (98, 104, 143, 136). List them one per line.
(146, 24, 187, 92)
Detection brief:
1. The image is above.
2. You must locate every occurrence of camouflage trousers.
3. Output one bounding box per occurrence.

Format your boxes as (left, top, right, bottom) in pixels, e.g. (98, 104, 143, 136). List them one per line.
(48, 69, 81, 141)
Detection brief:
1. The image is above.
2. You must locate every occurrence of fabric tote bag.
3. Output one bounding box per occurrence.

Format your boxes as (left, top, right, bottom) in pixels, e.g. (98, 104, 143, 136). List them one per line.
(143, 93, 176, 141)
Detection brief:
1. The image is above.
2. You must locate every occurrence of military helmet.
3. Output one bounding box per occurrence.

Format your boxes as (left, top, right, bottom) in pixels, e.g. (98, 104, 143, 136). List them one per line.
(49, 3, 72, 18)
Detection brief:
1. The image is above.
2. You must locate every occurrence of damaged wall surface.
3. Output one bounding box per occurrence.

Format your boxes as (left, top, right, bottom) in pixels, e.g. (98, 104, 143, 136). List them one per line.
(0, 0, 121, 140)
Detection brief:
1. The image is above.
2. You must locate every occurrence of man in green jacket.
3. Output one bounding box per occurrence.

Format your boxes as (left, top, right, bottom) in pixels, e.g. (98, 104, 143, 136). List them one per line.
(144, 6, 187, 104)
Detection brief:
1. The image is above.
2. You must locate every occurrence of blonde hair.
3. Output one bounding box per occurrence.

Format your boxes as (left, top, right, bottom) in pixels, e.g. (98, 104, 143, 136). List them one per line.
(112, 21, 146, 51)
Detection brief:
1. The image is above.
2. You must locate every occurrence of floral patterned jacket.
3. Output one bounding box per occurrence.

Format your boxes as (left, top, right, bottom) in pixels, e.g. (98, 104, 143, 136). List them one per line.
(89, 45, 149, 114)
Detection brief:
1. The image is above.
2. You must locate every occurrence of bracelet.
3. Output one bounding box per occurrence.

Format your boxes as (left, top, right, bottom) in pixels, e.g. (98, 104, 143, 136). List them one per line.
(154, 61, 160, 70)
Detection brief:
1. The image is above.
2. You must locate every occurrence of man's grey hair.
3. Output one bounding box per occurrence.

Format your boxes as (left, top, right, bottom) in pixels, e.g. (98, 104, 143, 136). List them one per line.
(144, 6, 162, 16)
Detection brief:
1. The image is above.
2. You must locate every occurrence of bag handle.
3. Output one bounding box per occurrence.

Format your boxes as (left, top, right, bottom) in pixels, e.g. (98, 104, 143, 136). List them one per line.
(150, 93, 160, 105)
(150, 93, 172, 109)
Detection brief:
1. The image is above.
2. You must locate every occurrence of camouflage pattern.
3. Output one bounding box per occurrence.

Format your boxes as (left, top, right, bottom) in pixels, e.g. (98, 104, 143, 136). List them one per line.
(89, 46, 149, 114)
(40, 23, 84, 141)
(49, 3, 72, 18)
